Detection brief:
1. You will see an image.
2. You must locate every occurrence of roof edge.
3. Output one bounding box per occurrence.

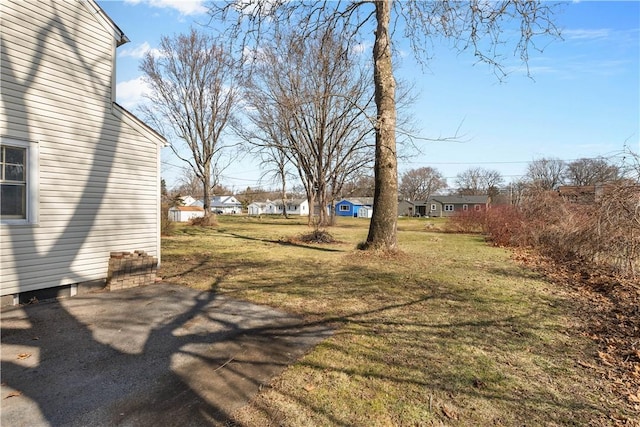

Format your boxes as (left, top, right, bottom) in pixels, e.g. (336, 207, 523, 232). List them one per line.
(81, 0, 130, 46)
(112, 103, 168, 147)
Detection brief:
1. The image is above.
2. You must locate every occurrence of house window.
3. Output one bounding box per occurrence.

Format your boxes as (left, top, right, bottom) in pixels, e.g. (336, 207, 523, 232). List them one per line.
(1, 139, 38, 224)
(444, 204, 454, 212)
(474, 204, 481, 211)
(339, 205, 349, 212)
(430, 204, 436, 211)
(463, 204, 468, 211)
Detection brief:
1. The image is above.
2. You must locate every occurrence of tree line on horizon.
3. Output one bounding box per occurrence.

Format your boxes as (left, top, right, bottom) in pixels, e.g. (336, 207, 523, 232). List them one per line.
(165, 153, 632, 208)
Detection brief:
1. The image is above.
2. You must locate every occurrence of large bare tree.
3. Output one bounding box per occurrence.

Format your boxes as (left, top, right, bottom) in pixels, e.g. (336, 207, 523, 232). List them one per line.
(342, 173, 376, 198)
(240, 28, 375, 226)
(564, 157, 620, 186)
(140, 29, 240, 218)
(209, 0, 560, 249)
(455, 167, 504, 198)
(525, 157, 566, 190)
(259, 145, 295, 219)
(400, 167, 447, 201)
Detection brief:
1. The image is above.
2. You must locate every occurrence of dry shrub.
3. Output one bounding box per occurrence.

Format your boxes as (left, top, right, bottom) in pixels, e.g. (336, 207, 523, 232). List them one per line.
(486, 186, 640, 279)
(445, 209, 486, 233)
(483, 205, 524, 247)
(591, 183, 640, 277)
(189, 214, 218, 227)
(447, 205, 525, 247)
(161, 203, 175, 236)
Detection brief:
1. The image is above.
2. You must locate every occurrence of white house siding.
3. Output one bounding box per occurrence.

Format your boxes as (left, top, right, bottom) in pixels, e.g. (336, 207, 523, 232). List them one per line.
(168, 207, 204, 222)
(0, 0, 164, 296)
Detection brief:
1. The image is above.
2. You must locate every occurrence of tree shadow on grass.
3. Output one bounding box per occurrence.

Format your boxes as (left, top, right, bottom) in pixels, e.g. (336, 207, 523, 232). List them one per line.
(224, 232, 345, 253)
(228, 276, 615, 425)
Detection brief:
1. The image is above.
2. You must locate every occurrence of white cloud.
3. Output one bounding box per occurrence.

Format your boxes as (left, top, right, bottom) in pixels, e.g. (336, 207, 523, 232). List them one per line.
(116, 76, 151, 110)
(562, 28, 611, 41)
(351, 41, 372, 56)
(119, 41, 152, 58)
(124, 0, 207, 16)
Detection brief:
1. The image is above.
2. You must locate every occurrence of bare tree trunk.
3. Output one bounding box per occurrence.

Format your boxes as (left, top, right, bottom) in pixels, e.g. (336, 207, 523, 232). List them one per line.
(281, 186, 289, 219)
(316, 182, 330, 227)
(307, 194, 314, 226)
(202, 161, 212, 218)
(366, 0, 398, 250)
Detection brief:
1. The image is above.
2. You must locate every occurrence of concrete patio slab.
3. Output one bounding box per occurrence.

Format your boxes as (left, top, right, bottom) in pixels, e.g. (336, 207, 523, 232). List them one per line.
(1, 283, 333, 426)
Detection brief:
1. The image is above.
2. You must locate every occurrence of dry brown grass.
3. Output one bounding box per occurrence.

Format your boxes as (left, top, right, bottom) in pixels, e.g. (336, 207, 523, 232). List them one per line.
(160, 216, 638, 426)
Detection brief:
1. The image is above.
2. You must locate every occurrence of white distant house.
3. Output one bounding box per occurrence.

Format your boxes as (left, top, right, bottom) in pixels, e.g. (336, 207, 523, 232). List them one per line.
(357, 206, 374, 218)
(247, 202, 267, 216)
(248, 199, 309, 216)
(168, 206, 205, 222)
(285, 199, 309, 216)
(211, 195, 242, 214)
(1, 0, 167, 305)
(179, 195, 198, 207)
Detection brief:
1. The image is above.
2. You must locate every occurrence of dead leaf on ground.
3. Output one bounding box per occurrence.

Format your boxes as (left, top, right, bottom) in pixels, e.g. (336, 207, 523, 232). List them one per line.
(4, 391, 22, 399)
(442, 404, 458, 420)
(16, 353, 31, 360)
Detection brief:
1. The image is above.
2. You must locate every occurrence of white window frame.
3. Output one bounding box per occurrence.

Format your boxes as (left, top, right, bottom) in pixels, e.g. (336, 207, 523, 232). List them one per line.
(339, 204, 350, 212)
(430, 204, 437, 211)
(444, 204, 454, 212)
(474, 204, 482, 211)
(1, 138, 39, 225)
(463, 204, 468, 211)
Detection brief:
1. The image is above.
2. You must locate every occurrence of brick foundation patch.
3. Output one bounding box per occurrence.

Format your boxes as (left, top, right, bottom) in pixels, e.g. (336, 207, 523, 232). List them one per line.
(107, 251, 158, 291)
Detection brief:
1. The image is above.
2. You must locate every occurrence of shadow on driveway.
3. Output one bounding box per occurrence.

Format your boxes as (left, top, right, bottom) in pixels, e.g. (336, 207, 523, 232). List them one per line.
(1, 283, 333, 426)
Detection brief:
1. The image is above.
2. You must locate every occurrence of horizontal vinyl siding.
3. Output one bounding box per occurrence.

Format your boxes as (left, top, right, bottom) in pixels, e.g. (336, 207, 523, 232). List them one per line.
(1, 0, 162, 296)
(1, 81, 111, 117)
(1, 1, 113, 98)
(1, 117, 160, 295)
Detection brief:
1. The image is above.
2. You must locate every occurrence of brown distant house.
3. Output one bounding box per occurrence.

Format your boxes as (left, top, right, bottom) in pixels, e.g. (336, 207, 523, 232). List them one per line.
(557, 185, 597, 204)
(557, 183, 629, 204)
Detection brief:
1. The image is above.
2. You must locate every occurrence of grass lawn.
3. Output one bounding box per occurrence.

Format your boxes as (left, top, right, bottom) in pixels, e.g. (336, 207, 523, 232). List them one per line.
(161, 215, 635, 426)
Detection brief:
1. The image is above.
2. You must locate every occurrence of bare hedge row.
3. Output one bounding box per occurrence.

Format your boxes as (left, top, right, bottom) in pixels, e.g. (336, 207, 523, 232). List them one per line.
(448, 183, 640, 279)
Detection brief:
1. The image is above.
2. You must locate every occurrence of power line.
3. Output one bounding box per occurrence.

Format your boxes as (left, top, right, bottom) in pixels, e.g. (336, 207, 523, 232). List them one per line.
(402, 155, 626, 166)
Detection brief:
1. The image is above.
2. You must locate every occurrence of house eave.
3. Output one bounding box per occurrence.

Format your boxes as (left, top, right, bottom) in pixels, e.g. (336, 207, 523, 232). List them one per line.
(81, 0, 130, 46)
(112, 103, 168, 147)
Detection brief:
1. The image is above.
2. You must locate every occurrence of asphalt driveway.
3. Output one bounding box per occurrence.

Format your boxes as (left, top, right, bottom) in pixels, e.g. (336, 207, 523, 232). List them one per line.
(1, 283, 333, 426)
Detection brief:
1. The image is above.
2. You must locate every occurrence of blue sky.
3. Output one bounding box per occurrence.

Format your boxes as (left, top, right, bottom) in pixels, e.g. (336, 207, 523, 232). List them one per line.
(98, 0, 640, 191)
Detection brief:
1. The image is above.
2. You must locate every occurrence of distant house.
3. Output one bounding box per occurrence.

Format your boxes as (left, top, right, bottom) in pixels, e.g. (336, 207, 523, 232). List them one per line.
(335, 198, 374, 217)
(278, 199, 309, 216)
(248, 201, 284, 216)
(424, 195, 490, 217)
(357, 206, 373, 218)
(168, 206, 205, 222)
(398, 200, 416, 217)
(557, 185, 597, 204)
(1, 0, 167, 304)
(247, 201, 268, 216)
(210, 195, 242, 214)
(179, 195, 198, 207)
(248, 199, 309, 216)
